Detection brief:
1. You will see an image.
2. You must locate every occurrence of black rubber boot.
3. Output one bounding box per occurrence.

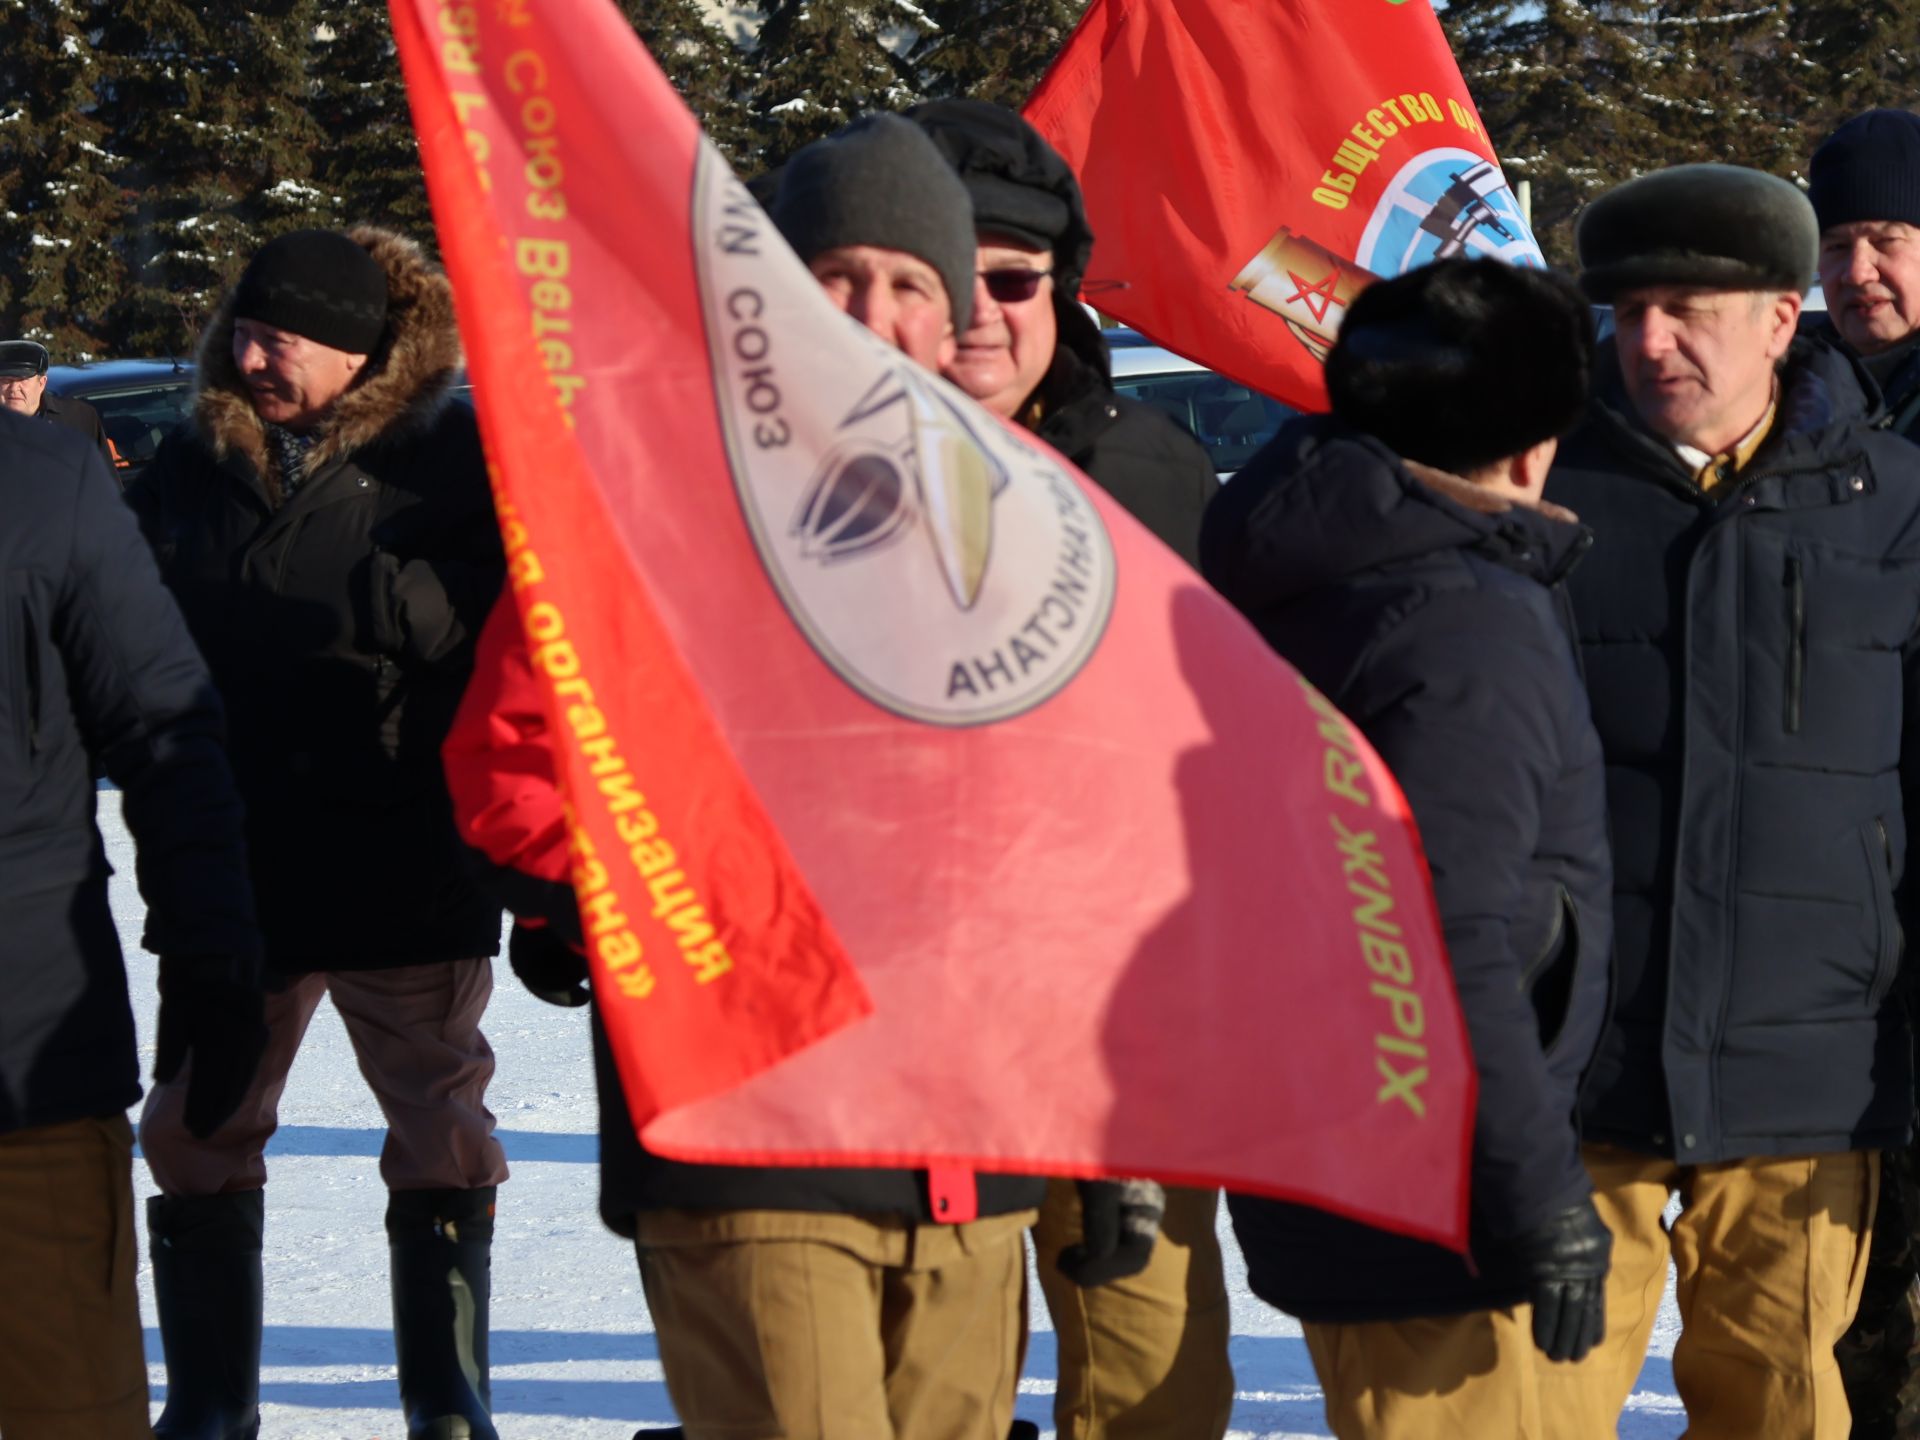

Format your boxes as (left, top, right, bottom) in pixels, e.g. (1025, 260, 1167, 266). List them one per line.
(388, 1186, 499, 1440)
(149, 1191, 265, 1440)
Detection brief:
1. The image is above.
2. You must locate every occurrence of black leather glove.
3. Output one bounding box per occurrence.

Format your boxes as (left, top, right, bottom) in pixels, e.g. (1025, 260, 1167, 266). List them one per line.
(154, 971, 268, 1141)
(1510, 1197, 1612, 1363)
(510, 921, 590, 1008)
(1056, 1179, 1165, 1288)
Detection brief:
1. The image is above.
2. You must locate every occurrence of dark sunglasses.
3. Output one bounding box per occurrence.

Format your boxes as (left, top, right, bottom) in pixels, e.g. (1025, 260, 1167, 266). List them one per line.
(980, 268, 1053, 303)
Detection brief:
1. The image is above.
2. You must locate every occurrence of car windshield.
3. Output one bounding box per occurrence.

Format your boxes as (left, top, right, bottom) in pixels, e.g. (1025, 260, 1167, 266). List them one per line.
(1111, 370, 1292, 476)
(83, 384, 193, 470)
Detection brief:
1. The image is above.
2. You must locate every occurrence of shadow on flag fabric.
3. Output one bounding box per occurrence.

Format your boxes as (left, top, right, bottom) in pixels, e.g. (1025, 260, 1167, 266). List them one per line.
(1023, 0, 1547, 414)
(392, 0, 1475, 1246)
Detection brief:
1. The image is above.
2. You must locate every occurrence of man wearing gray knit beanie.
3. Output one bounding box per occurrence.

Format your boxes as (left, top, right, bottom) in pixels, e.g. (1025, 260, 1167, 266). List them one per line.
(471, 114, 1045, 1440)
(1810, 108, 1920, 440)
(770, 112, 976, 371)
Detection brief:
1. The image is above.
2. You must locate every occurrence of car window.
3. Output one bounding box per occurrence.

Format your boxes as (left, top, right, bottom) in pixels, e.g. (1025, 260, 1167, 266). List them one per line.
(81, 384, 193, 470)
(1112, 371, 1293, 475)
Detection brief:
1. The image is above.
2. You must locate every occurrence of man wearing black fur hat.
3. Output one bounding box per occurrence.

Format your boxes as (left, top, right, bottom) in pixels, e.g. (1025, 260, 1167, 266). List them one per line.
(907, 97, 1229, 1440)
(127, 228, 508, 1440)
(1203, 258, 1613, 1439)
(1535, 164, 1920, 1440)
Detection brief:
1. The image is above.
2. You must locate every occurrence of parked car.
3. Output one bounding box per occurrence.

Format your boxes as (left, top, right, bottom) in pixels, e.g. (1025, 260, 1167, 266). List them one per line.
(47, 358, 195, 479)
(1104, 330, 1295, 478)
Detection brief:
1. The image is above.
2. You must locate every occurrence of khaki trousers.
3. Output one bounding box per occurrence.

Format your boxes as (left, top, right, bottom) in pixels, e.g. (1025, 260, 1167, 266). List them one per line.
(0, 1116, 151, 1439)
(634, 1207, 1036, 1440)
(1538, 1144, 1877, 1440)
(1032, 1181, 1235, 1439)
(1303, 1306, 1543, 1440)
(140, 960, 508, 1195)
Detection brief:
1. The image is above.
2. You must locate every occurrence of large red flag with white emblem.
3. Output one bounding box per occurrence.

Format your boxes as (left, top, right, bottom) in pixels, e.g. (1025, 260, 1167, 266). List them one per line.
(393, 0, 1475, 1244)
(1025, 0, 1545, 413)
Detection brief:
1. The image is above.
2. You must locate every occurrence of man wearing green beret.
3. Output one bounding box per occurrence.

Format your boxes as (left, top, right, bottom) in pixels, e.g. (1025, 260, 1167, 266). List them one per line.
(1535, 163, 1920, 1440)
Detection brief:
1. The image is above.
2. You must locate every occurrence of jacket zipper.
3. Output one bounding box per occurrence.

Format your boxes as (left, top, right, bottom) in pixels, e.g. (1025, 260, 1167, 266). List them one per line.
(1784, 556, 1804, 734)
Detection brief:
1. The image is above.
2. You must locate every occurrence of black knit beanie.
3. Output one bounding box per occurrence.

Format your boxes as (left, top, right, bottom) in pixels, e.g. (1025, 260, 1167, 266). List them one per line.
(1810, 109, 1920, 232)
(234, 229, 389, 355)
(770, 114, 975, 333)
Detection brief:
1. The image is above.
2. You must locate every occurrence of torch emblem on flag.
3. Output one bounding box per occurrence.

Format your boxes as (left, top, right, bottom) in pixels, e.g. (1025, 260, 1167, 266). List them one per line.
(693, 155, 1117, 728)
(794, 368, 1013, 613)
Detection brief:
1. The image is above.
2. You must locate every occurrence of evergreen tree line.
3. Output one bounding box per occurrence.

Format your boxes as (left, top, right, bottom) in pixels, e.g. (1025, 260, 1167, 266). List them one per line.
(3, 0, 1915, 358)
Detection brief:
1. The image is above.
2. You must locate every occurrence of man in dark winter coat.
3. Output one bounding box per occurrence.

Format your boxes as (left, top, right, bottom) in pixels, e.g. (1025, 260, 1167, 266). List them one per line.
(908, 99, 1218, 568)
(128, 227, 507, 1440)
(446, 116, 1045, 1440)
(0, 413, 262, 1439)
(1536, 164, 1920, 1440)
(0, 339, 114, 468)
(1807, 111, 1920, 444)
(1803, 110, 1920, 1438)
(1204, 258, 1613, 1439)
(906, 97, 1232, 1440)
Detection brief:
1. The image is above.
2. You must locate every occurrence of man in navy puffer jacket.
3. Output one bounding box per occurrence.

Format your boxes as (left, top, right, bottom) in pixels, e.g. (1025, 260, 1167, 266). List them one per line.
(1202, 258, 1613, 1440)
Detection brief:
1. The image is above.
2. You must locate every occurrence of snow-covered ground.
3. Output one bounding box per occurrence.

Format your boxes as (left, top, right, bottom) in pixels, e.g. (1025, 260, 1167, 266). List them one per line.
(96, 793, 1685, 1437)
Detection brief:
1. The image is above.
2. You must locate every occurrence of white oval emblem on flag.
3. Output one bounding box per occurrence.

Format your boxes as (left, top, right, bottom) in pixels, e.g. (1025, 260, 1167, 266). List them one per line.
(692, 146, 1117, 728)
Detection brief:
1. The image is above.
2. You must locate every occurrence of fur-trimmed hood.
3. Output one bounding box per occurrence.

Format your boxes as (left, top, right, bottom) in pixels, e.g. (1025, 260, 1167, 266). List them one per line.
(192, 226, 462, 502)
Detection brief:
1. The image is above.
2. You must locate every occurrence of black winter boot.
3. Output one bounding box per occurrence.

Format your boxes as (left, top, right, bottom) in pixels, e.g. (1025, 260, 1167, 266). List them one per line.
(148, 1191, 265, 1440)
(388, 1186, 499, 1440)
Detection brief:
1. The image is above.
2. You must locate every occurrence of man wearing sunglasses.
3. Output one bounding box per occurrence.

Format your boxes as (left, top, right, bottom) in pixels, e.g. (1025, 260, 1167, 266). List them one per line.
(910, 100, 1219, 571)
(909, 98, 1233, 1440)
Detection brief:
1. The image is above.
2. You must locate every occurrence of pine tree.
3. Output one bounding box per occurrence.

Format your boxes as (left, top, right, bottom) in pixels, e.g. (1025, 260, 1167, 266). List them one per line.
(750, 0, 925, 166)
(1790, 0, 1920, 135)
(621, 0, 759, 168)
(1444, 0, 1672, 265)
(0, 0, 127, 356)
(309, 2, 433, 242)
(909, 0, 1088, 108)
(94, 1, 330, 355)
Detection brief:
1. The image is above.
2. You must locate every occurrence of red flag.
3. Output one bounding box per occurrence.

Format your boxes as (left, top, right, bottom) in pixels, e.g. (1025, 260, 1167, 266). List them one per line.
(1024, 0, 1546, 412)
(393, 0, 1475, 1245)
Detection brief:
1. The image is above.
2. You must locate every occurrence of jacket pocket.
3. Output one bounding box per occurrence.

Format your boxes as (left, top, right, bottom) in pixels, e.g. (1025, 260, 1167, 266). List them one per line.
(1524, 885, 1580, 1052)
(1784, 555, 1805, 734)
(1864, 818, 1902, 1006)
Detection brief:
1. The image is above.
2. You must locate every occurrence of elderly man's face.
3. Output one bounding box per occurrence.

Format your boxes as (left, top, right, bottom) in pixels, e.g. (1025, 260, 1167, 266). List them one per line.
(0, 371, 46, 417)
(1614, 285, 1800, 454)
(1819, 221, 1920, 356)
(807, 246, 956, 372)
(232, 318, 369, 431)
(946, 236, 1058, 421)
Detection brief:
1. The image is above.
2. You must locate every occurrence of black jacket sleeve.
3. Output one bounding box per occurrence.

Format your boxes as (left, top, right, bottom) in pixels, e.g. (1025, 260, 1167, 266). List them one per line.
(1346, 593, 1592, 1241)
(58, 441, 259, 980)
(369, 418, 505, 669)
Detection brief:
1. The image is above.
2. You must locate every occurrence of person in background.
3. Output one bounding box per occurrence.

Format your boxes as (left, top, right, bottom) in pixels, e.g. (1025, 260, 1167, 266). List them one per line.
(0, 339, 113, 467)
(129, 226, 508, 1440)
(908, 96, 1233, 1440)
(1806, 105, 1920, 1440)
(1204, 257, 1613, 1439)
